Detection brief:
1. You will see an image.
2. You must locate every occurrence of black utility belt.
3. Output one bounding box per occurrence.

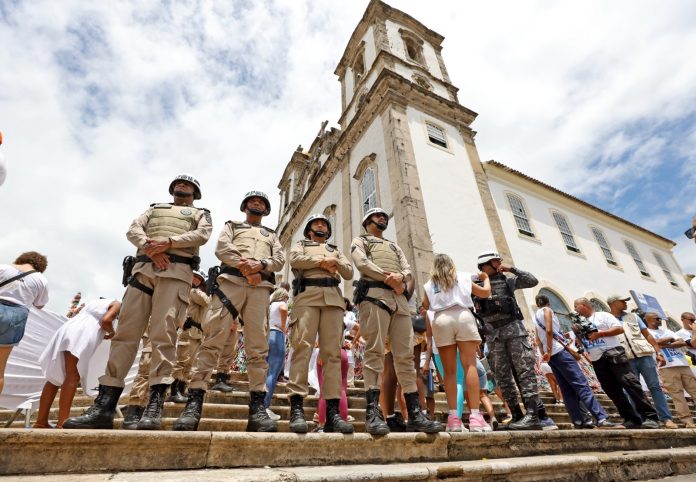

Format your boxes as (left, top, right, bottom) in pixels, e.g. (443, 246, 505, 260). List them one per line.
(221, 264, 275, 284)
(361, 279, 391, 290)
(300, 278, 340, 288)
(136, 254, 200, 267)
(182, 317, 203, 331)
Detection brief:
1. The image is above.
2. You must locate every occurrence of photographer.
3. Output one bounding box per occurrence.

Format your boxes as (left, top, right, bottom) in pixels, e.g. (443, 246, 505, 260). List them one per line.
(573, 298, 659, 429)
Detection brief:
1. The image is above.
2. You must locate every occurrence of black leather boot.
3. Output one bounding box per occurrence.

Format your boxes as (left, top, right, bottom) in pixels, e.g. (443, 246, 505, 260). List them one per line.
(167, 379, 188, 403)
(121, 405, 144, 430)
(172, 389, 205, 431)
(210, 373, 235, 393)
(404, 391, 442, 433)
(324, 399, 354, 434)
(386, 412, 407, 432)
(288, 394, 308, 433)
(508, 396, 542, 431)
(247, 391, 278, 432)
(63, 385, 124, 429)
(365, 388, 389, 435)
(136, 384, 168, 430)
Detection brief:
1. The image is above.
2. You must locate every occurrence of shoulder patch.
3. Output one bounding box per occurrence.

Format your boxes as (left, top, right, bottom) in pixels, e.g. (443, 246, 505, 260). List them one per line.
(262, 225, 276, 233)
(351, 245, 357, 253)
(204, 211, 212, 224)
(150, 203, 173, 209)
(327, 243, 338, 250)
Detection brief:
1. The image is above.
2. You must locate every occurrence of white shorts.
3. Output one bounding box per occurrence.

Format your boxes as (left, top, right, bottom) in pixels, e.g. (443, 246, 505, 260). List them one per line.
(540, 362, 553, 375)
(432, 306, 480, 348)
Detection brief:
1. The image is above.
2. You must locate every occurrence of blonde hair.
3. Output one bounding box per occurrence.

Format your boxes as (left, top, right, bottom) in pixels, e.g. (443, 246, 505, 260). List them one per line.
(270, 288, 289, 303)
(430, 253, 457, 292)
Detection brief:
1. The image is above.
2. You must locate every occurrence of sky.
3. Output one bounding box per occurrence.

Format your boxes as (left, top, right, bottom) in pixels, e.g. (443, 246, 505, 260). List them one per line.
(1, 0, 695, 312)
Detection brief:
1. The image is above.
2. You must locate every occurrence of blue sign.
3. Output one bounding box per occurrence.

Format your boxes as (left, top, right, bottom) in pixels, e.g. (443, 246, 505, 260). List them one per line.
(630, 290, 667, 319)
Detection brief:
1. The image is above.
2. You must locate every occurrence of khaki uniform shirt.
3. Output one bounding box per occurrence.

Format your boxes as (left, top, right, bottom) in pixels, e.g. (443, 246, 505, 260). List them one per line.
(290, 239, 353, 309)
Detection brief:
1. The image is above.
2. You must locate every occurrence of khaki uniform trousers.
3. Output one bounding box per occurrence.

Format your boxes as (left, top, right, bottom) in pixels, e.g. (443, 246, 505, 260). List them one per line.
(216, 326, 240, 375)
(100, 273, 188, 388)
(127, 332, 151, 406)
(171, 327, 203, 382)
(288, 305, 344, 400)
(360, 301, 416, 393)
(189, 279, 271, 392)
(660, 366, 696, 423)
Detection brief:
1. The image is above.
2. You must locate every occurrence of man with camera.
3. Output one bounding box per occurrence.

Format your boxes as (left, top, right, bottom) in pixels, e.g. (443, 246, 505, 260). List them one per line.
(573, 298, 659, 429)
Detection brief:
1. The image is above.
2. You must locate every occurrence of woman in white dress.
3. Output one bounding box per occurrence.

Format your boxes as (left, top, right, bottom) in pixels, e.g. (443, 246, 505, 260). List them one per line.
(33, 298, 120, 428)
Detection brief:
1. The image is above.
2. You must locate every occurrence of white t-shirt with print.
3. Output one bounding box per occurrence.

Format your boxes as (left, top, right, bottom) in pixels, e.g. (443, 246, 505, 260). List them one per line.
(534, 307, 564, 356)
(584, 311, 622, 362)
(648, 327, 689, 368)
(0, 264, 49, 308)
(675, 328, 696, 357)
(423, 272, 476, 312)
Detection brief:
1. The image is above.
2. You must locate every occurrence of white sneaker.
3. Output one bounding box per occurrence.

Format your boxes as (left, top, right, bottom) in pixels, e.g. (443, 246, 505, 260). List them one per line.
(266, 408, 281, 421)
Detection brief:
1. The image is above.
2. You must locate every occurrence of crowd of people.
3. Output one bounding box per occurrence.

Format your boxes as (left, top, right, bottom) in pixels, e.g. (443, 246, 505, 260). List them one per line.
(2, 174, 696, 435)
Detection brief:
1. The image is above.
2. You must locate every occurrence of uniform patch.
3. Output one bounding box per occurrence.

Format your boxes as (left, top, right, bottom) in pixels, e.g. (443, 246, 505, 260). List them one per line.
(204, 212, 212, 224)
(389, 243, 398, 253)
(260, 228, 270, 237)
(351, 245, 357, 253)
(326, 245, 335, 252)
(180, 208, 193, 216)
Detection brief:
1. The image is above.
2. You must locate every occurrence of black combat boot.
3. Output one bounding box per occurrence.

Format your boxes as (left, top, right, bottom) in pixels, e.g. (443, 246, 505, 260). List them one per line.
(247, 391, 278, 432)
(136, 384, 168, 430)
(121, 405, 144, 430)
(172, 389, 205, 431)
(508, 396, 542, 431)
(167, 379, 188, 403)
(63, 385, 124, 429)
(324, 399, 354, 434)
(364, 388, 389, 435)
(210, 373, 235, 393)
(386, 412, 407, 432)
(288, 394, 308, 433)
(404, 392, 443, 433)
(501, 401, 525, 430)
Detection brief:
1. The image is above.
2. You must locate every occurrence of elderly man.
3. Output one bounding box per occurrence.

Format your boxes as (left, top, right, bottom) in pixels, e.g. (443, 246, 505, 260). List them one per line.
(607, 294, 675, 428)
(574, 298, 659, 429)
(645, 312, 696, 428)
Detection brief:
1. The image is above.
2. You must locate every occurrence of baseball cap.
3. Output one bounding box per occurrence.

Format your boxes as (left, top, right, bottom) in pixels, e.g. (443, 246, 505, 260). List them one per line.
(606, 294, 630, 305)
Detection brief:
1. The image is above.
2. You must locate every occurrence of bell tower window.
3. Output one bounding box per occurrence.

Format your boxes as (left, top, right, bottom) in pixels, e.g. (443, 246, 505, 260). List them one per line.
(353, 51, 365, 89)
(399, 29, 425, 65)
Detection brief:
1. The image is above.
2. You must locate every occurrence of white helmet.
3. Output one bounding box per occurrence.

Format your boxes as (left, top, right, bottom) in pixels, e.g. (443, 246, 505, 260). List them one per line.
(304, 213, 332, 239)
(477, 250, 502, 268)
(193, 269, 207, 283)
(169, 174, 202, 200)
(361, 207, 389, 228)
(240, 191, 271, 216)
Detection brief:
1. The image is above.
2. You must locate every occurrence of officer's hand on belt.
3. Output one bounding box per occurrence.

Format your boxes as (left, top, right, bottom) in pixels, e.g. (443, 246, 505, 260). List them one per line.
(150, 253, 171, 270)
(384, 272, 405, 293)
(319, 258, 338, 274)
(246, 273, 262, 286)
(144, 239, 172, 257)
(239, 258, 263, 276)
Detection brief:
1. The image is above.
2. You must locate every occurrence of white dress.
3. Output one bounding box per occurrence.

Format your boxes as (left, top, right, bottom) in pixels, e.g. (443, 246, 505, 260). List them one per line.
(39, 298, 116, 386)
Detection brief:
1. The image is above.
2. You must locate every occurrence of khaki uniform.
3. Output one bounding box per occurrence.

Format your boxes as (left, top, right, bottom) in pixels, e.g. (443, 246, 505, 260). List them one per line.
(287, 240, 353, 400)
(100, 203, 212, 388)
(127, 331, 151, 406)
(215, 320, 242, 376)
(171, 287, 210, 382)
(350, 234, 416, 393)
(189, 220, 284, 392)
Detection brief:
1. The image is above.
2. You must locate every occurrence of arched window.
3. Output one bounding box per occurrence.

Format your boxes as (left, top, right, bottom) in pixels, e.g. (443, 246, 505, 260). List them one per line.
(591, 227, 617, 266)
(624, 240, 651, 278)
(361, 167, 377, 215)
(323, 205, 337, 243)
(399, 29, 425, 65)
(506, 193, 535, 238)
(666, 317, 681, 332)
(552, 211, 581, 253)
(590, 298, 609, 313)
(538, 288, 573, 332)
(353, 51, 365, 88)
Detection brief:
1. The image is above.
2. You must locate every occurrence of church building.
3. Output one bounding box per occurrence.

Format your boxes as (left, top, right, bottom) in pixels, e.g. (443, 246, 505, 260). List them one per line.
(275, 0, 689, 329)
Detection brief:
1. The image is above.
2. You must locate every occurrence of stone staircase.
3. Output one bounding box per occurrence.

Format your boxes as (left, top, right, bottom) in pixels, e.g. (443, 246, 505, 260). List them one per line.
(3, 374, 696, 480)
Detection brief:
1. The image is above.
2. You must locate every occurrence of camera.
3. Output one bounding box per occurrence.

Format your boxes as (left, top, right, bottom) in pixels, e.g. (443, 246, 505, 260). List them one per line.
(569, 311, 597, 339)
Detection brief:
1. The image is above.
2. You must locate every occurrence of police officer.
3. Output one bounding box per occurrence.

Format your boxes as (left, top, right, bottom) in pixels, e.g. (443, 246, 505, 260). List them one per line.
(64, 174, 212, 430)
(351, 208, 442, 434)
(168, 269, 211, 403)
(174, 191, 284, 432)
(209, 323, 242, 393)
(287, 214, 354, 434)
(473, 251, 554, 430)
(121, 331, 151, 429)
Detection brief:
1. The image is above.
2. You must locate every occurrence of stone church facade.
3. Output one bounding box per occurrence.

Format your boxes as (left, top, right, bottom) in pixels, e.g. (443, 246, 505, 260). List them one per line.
(275, 0, 689, 327)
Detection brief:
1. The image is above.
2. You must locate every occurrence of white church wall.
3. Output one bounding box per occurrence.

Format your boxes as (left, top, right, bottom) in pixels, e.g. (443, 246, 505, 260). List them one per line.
(487, 176, 690, 320)
(406, 107, 498, 273)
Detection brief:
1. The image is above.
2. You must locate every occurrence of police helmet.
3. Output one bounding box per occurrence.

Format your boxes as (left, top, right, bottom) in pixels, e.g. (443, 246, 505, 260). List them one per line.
(361, 207, 389, 228)
(303, 213, 332, 239)
(192, 269, 207, 283)
(240, 191, 271, 216)
(477, 250, 502, 269)
(169, 174, 202, 200)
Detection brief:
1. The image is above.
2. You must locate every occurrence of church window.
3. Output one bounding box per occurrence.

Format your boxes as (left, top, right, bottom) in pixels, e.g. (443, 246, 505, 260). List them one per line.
(625, 240, 650, 278)
(506, 193, 535, 238)
(426, 122, 448, 148)
(323, 205, 337, 243)
(591, 227, 617, 266)
(552, 211, 581, 253)
(538, 288, 573, 332)
(590, 298, 609, 313)
(653, 251, 679, 287)
(353, 51, 365, 88)
(399, 29, 425, 65)
(361, 167, 377, 215)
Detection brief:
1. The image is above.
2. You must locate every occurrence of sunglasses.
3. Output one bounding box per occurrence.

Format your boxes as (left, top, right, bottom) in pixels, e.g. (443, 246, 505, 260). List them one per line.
(686, 226, 696, 239)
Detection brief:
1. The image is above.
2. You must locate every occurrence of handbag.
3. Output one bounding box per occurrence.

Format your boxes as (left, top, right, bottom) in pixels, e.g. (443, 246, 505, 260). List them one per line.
(602, 346, 629, 365)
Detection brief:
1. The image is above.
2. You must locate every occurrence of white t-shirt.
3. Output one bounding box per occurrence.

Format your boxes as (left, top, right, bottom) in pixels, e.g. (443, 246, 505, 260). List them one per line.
(0, 264, 49, 308)
(675, 328, 696, 357)
(584, 311, 622, 362)
(268, 301, 286, 332)
(423, 271, 475, 312)
(534, 307, 564, 356)
(648, 327, 689, 368)
(343, 311, 358, 342)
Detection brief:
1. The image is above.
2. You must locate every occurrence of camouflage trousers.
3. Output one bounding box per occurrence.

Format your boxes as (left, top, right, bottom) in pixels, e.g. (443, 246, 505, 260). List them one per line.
(488, 334, 539, 408)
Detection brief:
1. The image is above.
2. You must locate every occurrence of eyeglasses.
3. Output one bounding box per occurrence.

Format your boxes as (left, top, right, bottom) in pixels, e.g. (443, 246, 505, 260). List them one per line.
(684, 318, 696, 322)
(685, 226, 696, 239)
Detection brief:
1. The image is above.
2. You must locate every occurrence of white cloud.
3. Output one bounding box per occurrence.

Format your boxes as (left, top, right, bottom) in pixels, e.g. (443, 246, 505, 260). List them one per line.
(1, 0, 695, 310)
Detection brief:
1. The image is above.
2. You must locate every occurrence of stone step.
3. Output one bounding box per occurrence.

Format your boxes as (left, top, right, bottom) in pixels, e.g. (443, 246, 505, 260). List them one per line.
(3, 429, 696, 476)
(12, 447, 696, 481)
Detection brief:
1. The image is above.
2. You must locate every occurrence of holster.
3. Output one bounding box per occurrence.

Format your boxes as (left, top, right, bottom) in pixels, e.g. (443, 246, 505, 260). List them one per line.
(292, 277, 304, 297)
(122, 256, 136, 287)
(182, 317, 203, 331)
(207, 265, 244, 326)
